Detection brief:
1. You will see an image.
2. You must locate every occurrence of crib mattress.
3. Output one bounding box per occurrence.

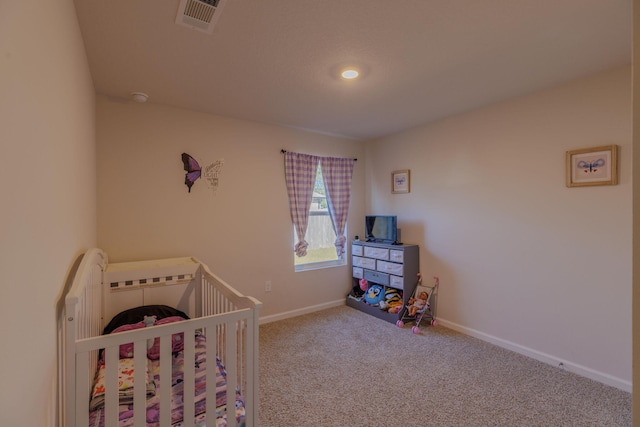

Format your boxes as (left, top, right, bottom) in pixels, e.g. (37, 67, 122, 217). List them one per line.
(88, 334, 246, 427)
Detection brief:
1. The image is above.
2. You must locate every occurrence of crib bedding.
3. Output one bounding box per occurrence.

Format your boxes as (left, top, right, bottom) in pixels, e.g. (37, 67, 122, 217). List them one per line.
(89, 357, 156, 411)
(89, 323, 245, 427)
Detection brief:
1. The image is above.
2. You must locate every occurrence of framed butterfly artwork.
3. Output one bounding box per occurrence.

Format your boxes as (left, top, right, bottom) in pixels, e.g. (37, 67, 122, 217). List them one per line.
(392, 169, 410, 194)
(565, 145, 618, 187)
(181, 153, 224, 193)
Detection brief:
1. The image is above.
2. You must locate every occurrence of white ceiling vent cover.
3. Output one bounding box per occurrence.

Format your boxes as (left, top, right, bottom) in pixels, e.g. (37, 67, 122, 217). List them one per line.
(176, 0, 229, 34)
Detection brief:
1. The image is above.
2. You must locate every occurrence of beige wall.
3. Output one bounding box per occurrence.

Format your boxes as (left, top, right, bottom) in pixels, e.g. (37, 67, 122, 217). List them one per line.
(97, 66, 632, 391)
(0, 1, 633, 424)
(96, 96, 366, 319)
(367, 67, 632, 390)
(0, 1, 97, 426)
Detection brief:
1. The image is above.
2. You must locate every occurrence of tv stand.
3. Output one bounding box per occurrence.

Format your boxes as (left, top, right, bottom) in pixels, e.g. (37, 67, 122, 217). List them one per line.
(347, 240, 419, 324)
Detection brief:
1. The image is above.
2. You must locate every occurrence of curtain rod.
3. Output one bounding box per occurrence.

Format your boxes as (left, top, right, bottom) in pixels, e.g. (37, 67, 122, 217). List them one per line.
(280, 149, 357, 161)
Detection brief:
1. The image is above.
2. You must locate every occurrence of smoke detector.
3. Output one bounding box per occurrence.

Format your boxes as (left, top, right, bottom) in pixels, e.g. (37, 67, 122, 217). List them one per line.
(130, 92, 148, 103)
(176, 0, 229, 34)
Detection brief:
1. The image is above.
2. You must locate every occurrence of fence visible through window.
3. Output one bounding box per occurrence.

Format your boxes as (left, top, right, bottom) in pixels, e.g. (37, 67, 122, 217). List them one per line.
(294, 212, 339, 265)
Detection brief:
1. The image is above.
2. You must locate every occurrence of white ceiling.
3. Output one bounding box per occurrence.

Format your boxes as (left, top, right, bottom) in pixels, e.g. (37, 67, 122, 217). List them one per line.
(73, 0, 632, 140)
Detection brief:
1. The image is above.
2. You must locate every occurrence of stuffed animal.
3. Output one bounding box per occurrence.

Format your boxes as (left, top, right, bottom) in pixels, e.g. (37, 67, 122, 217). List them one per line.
(143, 315, 157, 350)
(364, 284, 384, 306)
(382, 288, 403, 313)
(349, 284, 365, 300)
(388, 304, 402, 314)
(143, 315, 156, 327)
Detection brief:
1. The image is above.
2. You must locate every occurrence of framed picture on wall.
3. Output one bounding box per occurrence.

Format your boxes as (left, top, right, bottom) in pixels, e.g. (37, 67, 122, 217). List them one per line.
(392, 169, 410, 193)
(565, 145, 618, 187)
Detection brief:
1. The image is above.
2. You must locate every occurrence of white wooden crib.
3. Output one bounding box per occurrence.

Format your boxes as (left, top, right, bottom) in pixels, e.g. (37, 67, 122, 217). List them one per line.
(62, 248, 262, 427)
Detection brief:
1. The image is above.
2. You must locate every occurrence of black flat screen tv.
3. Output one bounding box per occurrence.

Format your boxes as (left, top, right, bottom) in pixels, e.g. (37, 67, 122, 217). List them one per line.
(365, 215, 398, 244)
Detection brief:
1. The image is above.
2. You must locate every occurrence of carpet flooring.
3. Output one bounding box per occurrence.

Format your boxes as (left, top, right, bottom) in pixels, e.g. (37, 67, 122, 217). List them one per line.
(259, 305, 631, 427)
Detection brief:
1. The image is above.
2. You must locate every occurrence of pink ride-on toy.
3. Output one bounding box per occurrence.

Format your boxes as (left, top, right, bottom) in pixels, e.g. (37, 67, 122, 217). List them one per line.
(396, 274, 439, 334)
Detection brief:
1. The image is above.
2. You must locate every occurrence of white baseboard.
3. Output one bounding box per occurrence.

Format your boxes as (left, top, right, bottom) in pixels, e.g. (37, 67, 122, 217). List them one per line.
(259, 299, 345, 325)
(436, 317, 631, 393)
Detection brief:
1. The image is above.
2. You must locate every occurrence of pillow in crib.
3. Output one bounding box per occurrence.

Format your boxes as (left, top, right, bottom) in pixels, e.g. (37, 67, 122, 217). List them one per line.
(103, 305, 189, 335)
(111, 321, 146, 359)
(110, 316, 186, 359)
(146, 316, 186, 360)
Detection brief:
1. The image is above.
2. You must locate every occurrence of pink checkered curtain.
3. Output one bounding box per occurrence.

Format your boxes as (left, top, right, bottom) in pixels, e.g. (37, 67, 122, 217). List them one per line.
(285, 152, 319, 257)
(320, 156, 355, 257)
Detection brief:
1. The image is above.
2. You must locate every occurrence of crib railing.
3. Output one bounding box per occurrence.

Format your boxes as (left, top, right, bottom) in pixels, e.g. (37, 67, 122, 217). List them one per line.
(64, 250, 262, 427)
(73, 311, 253, 427)
(198, 261, 262, 425)
(64, 249, 107, 427)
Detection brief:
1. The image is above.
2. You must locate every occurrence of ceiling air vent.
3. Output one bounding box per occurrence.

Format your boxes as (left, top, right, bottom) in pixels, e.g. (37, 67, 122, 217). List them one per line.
(176, 0, 229, 34)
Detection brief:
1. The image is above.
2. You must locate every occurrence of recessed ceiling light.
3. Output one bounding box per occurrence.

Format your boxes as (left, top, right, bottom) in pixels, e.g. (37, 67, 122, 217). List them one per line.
(341, 69, 359, 79)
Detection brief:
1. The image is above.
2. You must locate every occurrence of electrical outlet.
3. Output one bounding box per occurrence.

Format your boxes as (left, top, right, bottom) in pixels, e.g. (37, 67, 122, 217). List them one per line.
(265, 281, 272, 292)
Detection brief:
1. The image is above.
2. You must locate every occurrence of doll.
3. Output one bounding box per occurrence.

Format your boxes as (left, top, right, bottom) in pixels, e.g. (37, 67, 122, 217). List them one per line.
(408, 291, 428, 316)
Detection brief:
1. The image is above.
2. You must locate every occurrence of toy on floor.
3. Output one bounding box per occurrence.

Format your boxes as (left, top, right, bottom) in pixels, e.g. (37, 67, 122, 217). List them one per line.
(396, 273, 439, 334)
(407, 291, 428, 316)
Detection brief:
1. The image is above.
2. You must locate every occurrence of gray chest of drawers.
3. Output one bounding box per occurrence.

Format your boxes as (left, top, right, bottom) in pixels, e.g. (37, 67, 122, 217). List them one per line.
(347, 240, 419, 323)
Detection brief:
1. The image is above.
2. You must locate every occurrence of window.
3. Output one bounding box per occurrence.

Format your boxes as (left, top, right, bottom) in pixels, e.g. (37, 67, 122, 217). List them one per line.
(284, 151, 354, 272)
(294, 164, 346, 271)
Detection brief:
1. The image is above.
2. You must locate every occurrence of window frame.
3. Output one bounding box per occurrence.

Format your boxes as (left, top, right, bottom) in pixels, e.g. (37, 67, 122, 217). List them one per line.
(294, 194, 347, 272)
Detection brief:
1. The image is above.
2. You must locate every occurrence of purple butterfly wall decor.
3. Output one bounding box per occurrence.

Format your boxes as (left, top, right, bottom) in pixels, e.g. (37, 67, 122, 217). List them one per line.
(181, 153, 201, 192)
(181, 153, 225, 193)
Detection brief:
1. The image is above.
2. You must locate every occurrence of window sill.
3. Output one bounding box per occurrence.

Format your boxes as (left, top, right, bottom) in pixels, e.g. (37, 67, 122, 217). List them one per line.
(295, 258, 347, 272)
